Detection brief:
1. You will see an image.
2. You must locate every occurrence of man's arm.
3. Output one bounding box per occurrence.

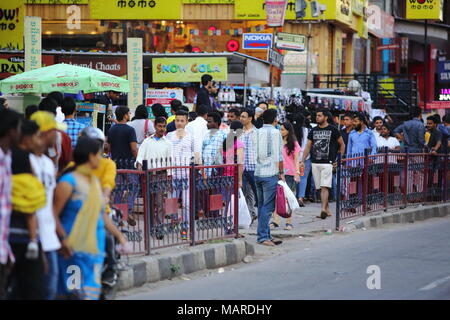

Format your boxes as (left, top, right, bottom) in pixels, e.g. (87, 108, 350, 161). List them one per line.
(301, 140, 312, 163)
(393, 123, 404, 140)
(130, 142, 138, 159)
(338, 136, 345, 157)
(418, 125, 426, 148)
(346, 133, 353, 158)
(370, 132, 377, 155)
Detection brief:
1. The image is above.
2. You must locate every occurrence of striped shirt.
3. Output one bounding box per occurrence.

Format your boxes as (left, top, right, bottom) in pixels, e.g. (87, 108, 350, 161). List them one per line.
(202, 129, 227, 166)
(0, 148, 13, 264)
(255, 124, 283, 178)
(241, 126, 257, 171)
(166, 131, 194, 171)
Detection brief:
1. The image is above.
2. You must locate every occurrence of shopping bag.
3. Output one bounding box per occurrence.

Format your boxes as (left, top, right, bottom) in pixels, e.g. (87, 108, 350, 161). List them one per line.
(278, 180, 300, 212)
(276, 184, 291, 218)
(238, 188, 251, 229)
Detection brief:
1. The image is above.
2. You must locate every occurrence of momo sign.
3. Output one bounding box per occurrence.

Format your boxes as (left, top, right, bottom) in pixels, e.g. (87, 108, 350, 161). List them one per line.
(242, 33, 273, 50)
(406, 0, 442, 20)
(152, 57, 227, 83)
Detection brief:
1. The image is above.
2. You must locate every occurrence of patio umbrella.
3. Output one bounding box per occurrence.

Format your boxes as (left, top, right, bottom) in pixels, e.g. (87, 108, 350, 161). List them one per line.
(0, 63, 129, 94)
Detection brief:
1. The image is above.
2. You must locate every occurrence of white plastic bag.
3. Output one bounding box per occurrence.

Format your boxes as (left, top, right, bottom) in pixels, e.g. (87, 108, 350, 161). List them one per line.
(278, 180, 300, 212)
(238, 188, 251, 229)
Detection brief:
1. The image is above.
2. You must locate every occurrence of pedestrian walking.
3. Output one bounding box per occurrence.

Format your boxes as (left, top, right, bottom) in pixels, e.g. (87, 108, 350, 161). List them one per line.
(254, 109, 284, 247)
(186, 104, 208, 164)
(128, 105, 155, 148)
(271, 122, 300, 231)
(62, 97, 85, 148)
(202, 112, 227, 168)
(301, 109, 345, 219)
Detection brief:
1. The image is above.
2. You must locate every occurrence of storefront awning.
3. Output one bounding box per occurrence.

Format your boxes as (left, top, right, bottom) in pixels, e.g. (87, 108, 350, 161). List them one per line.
(395, 19, 448, 46)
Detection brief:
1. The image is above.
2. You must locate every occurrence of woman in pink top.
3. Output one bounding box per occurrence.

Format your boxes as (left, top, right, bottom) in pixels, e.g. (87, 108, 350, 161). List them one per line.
(222, 121, 244, 189)
(271, 122, 301, 230)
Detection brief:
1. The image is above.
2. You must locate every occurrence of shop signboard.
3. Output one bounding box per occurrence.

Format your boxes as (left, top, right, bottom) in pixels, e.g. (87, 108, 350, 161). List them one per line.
(55, 56, 127, 77)
(182, 0, 234, 3)
(275, 32, 306, 52)
(406, 0, 442, 21)
(24, 0, 89, 3)
(367, 4, 394, 38)
(242, 33, 273, 50)
(0, 0, 25, 50)
(282, 50, 307, 75)
(90, 0, 182, 20)
(268, 48, 284, 70)
(0, 54, 54, 80)
(145, 89, 184, 106)
(127, 38, 143, 111)
(24, 16, 41, 72)
(152, 57, 228, 83)
(438, 61, 450, 83)
(265, 0, 288, 27)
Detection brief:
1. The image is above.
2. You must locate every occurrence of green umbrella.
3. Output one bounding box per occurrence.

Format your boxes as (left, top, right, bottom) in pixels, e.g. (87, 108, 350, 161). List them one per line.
(0, 63, 130, 94)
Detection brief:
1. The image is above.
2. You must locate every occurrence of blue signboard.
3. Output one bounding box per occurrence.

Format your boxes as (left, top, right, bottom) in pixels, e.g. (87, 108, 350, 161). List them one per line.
(438, 61, 450, 83)
(242, 33, 273, 50)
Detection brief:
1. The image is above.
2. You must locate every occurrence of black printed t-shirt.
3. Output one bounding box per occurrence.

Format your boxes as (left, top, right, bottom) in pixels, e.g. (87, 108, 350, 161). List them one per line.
(307, 125, 341, 164)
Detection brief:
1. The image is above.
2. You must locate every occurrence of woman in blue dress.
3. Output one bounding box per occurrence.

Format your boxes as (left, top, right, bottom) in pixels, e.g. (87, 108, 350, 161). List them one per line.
(53, 137, 105, 300)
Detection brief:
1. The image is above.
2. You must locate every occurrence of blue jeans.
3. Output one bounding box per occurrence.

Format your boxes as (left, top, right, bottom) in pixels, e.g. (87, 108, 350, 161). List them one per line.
(330, 173, 337, 200)
(44, 250, 59, 300)
(255, 175, 278, 243)
(297, 158, 312, 198)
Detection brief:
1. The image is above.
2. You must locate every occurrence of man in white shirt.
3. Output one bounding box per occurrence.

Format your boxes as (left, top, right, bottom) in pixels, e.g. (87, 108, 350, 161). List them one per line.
(186, 104, 208, 164)
(29, 111, 62, 300)
(166, 110, 194, 239)
(371, 116, 384, 139)
(376, 124, 400, 164)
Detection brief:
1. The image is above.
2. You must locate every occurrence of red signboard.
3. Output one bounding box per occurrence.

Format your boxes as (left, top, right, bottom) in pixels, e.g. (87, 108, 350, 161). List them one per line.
(420, 101, 450, 109)
(377, 44, 400, 51)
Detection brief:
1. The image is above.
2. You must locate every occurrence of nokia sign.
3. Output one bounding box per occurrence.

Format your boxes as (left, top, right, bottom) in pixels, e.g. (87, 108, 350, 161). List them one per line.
(242, 33, 273, 50)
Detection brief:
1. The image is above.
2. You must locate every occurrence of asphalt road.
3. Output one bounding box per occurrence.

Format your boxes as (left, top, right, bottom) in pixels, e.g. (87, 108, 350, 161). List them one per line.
(120, 217, 450, 300)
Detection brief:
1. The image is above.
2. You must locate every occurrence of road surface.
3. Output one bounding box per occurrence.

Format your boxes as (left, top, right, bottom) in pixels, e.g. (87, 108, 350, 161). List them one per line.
(120, 217, 450, 300)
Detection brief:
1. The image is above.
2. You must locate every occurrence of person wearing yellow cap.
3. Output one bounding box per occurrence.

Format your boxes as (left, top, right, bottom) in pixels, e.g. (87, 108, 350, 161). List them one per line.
(29, 111, 65, 300)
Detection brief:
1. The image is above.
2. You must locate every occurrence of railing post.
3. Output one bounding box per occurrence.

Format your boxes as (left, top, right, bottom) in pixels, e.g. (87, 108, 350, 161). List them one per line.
(189, 161, 196, 246)
(443, 151, 448, 202)
(143, 160, 151, 255)
(363, 149, 369, 216)
(403, 148, 409, 208)
(383, 147, 388, 211)
(233, 136, 239, 238)
(423, 151, 429, 204)
(335, 153, 342, 231)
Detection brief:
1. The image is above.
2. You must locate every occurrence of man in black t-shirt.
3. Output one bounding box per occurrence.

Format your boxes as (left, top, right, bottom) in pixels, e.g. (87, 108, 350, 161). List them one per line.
(301, 110, 345, 219)
(106, 106, 138, 169)
(426, 116, 443, 155)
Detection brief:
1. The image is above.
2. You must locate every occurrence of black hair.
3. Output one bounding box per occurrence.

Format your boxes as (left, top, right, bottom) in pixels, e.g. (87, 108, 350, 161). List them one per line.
(175, 110, 189, 119)
(217, 110, 225, 118)
(262, 109, 277, 124)
(426, 115, 438, 124)
(257, 101, 268, 109)
(228, 108, 241, 117)
(115, 106, 130, 121)
(381, 123, 393, 135)
(151, 103, 168, 119)
(170, 99, 182, 112)
(25, 104, 39, 119)
(132, 105, 148, 120)
(223, 121, 243, 151)
(432, 114, 441, 124)
(196, 105, 208, 117)
(230, 120, 243, 131)
(353, 112, 367, 124)
(61, 96, 77, 116)
(286, 113, 305, 147)
(201, 74, 213, 86)
(343, 112, 353, 119)
(47, 91, 64, 106)
(281, 122, 298, 156)
(188, 112, 197, 122)
(154, 116, 167, 126)
(179, 105, 189, 113)
(372, 116, 383, 123)
(411, 106, 422, 119)
(0, 108, 21, 138)
(20, 119, 40, 137)
(241, 108, 255, 120)
(443, 114, 450, 124)
(38, 97, 58, 115)
(73, 137, 102, 166)
(207, 112, 222, 127)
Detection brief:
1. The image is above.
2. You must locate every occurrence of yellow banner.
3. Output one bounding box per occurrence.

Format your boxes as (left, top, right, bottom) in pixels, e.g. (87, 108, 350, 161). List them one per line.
(24, 0, 89, 4)
(406, 0, 442, 20)
(0, 0, 24, 50)
(234, 0, 353, 26)
(90, 0, 181, 20)
(182, 0, 234, 3)
(152, 57, 228, 83)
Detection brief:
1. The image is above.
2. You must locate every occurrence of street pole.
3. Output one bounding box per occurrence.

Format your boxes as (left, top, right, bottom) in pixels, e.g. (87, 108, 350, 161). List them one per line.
(270, 27, 278, 99)
(305, 22, 312, 90)
(424, 20, 428, 112)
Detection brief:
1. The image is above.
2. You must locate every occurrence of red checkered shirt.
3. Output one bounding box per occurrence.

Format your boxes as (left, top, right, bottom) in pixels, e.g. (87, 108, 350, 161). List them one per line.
(0, 148, 13, 265)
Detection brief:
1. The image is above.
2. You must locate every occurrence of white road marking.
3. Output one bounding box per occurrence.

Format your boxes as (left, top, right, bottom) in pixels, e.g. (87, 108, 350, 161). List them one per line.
(419, 276, 450, 291)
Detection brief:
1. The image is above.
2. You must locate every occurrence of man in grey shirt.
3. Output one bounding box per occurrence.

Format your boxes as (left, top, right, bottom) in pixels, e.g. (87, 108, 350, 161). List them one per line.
(393, 107, 426, 152)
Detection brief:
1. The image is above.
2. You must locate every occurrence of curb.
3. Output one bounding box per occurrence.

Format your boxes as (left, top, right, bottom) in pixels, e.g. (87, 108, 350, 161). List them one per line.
(117, 239, 254, 291)
(347, 203, 450, 231)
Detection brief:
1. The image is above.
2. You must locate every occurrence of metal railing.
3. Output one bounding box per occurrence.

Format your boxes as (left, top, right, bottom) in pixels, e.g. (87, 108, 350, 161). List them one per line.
(336, 148, 449, 229)
(111, 159, 239, 255)
(312, 74, 419, 118)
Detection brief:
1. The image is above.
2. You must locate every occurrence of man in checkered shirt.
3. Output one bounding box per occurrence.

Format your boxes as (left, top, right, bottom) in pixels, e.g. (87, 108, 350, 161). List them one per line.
(62, 97, 85, 148)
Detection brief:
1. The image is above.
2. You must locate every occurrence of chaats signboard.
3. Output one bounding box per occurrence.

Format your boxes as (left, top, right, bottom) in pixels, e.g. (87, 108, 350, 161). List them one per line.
(152, 57, 228, 83)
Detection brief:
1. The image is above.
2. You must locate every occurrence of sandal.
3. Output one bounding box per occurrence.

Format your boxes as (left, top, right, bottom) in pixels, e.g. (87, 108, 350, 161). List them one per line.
(297, 198, 305, 207)
(284, 224, 293, 230)
(272, 239, 283, 245)
(259, 240, 275, 246)
(316, 211, 328, 219)
(269, 222, 279, 229)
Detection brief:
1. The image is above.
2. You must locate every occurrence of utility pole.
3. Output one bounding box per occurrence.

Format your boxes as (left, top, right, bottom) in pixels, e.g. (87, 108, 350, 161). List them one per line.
(424, 20, 428, 112)
(305, 22, 312, 89)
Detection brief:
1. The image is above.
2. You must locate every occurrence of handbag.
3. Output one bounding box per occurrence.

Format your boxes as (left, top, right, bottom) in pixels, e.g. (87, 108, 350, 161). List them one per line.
(276, 184, 291, 218)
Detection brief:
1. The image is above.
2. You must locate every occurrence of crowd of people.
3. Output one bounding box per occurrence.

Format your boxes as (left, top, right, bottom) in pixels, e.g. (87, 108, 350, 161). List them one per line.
(0, 74, 449, 298)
